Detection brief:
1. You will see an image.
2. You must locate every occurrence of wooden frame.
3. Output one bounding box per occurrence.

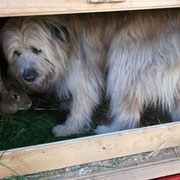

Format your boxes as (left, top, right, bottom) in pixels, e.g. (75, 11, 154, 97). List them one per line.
(1, 0, 180, 179)
(0, 0, 180, 17)
(69, 157, 180, 180)
(1, 122, 180, 178)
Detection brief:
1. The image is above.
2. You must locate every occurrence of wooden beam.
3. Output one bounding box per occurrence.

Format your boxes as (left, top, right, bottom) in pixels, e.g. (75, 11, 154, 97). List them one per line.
(0, 0, 180, 17)
(68, 158, 180, 180)
(0, 122, 180, 178)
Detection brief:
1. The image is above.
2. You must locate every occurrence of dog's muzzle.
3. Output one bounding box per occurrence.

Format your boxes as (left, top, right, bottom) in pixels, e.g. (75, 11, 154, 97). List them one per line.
(22, 69, 38, 83)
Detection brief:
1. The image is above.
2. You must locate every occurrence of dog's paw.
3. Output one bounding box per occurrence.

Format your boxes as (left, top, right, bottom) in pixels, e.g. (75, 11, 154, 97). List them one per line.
(94, 125, 113, 134)
(52, 125, 72, 137)
(52, 124, 83, 137)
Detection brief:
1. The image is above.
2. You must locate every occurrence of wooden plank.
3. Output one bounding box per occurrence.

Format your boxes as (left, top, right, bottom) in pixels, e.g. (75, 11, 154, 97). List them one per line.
(0, 122, 180, 178)
(88, 0, 125, 3)
(0, 0, 180, 17)
(69, 158, 180, 180)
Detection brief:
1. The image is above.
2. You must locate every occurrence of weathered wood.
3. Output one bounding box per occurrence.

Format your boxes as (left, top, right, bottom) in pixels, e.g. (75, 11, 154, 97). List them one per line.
(88, 0, 125, 3)
(69, 158, 180, 180)
(0, 0, 180, 17)
(0, 122, 180, 178)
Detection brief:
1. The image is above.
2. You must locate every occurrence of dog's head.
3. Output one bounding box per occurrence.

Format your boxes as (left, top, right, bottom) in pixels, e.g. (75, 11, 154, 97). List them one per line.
(1, 16, 71, 90)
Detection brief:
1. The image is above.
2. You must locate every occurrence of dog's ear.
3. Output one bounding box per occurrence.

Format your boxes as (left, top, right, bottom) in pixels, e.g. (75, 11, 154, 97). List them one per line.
(49, 24, 71, 43)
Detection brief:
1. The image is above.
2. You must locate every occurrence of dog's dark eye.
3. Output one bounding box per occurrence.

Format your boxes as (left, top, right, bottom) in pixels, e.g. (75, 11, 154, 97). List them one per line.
(31, 46, 42, 54)
(13, 51, 21, 56)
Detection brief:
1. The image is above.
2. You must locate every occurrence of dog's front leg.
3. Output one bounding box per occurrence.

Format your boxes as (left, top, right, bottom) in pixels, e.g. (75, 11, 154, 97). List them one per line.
(52, 62, 103, 137)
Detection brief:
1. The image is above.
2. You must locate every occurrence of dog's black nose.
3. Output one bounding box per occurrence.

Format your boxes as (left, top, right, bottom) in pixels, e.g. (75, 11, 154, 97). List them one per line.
(23, 69, 38, 82)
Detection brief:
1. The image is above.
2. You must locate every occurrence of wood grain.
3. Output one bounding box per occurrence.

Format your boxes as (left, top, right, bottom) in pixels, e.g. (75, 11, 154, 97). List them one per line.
(0, 0, 180, 17)
(88, 0, 125, 3)
(69, 158, 180, 180)
(0, 122, 180, 178)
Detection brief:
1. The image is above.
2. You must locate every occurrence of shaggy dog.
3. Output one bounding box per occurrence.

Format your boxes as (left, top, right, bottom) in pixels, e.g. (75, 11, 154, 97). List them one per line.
(1, 9, 180, 136)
